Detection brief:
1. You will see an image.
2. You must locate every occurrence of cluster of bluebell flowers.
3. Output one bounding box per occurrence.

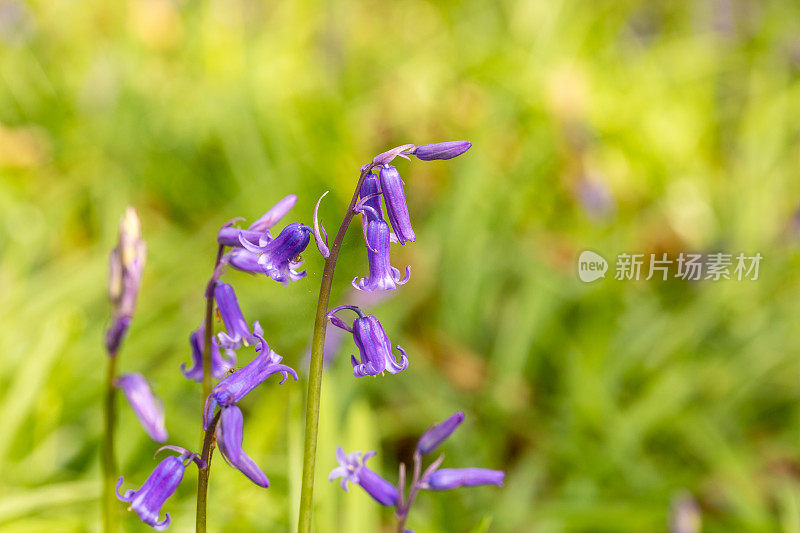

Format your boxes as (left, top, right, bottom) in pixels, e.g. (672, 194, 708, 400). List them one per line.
(114, 196, 309, 530)
(330, 411, 504, 531)
(313, 141, 472, 378)
(108, 140, 505, 532)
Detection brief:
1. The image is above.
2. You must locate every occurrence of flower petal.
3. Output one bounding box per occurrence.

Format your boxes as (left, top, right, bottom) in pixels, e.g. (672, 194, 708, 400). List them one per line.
(115, 373, 168, 442)
(313, 191, 330, 258)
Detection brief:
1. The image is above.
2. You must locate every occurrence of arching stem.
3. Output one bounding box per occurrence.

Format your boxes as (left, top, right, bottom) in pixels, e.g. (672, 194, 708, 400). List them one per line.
(297, 163, 375, 532)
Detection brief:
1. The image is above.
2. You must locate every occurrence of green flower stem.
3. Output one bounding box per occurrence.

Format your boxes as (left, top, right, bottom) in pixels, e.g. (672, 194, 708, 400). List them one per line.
(102, 352, 119, 533)
(195, 410, 221, 533)
(196, 245, 224, 533)
(297, 163, 375, 533)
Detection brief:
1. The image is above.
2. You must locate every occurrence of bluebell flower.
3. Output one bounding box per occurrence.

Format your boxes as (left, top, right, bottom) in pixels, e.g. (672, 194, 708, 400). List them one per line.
(215, 404, 269, 487)
(303, 289, 394, 368)
(213, 282, 263, 356)
(237, 222, 312, 284)
(378, 165, 415, 245)
(329, 447, 399, 506)
(117, 447, 204, 530)
(106, 207, 146, 355)
(410, 141, 472, 161)
(416, 411, 464, 456)
(181, 323, 236, 382)
(351, 206, 410, 292)
(327, 305, 408, 377)
(423, 468, 505, 490)
(203, 336, 297, 429)
(115, 373, 167, 442)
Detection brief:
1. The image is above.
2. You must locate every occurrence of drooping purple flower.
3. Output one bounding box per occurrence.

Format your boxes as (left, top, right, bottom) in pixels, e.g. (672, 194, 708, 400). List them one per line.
(378, 165, 415, 245)
(237, 222, 312, 284)
(416, 411, 464, 456)
(117, 447, 204, 530)
(115, 373, 167, 442)
(423, 468, 505, 490)
(203, 336, 297, 429)
(106, 207, 146, 355)
(351, 210, 410, 292)
(216, 405, 269, 487)
(216, 195, 298, 247)
(410, 141, 472, 161)
(329, 447, 399, 506)
(213, 282, 263, 355)
(327, 305, 408, 377)
(303, 288, 394, 369)
(181, 323, 236, 382)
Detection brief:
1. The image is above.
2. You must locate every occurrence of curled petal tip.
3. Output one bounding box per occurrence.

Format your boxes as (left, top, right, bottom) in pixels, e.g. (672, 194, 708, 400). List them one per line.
(252, 334, 270, 355)
(276, 364, 299, 384)
(115, 477, 129, 500)
(313, 191, 330, 258)
(154, 445, 193, 460)
(399, 265, 411, 284)
(153, 513, 171, 531)
(237, 231, 264, 254)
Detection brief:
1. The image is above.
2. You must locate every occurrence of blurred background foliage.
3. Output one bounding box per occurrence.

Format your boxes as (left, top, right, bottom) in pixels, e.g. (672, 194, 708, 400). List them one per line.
(1, 0, 800, 531)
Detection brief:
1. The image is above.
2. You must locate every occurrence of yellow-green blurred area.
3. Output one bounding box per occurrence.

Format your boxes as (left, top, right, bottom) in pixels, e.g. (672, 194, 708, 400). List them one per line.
(2, 0, 800, 531)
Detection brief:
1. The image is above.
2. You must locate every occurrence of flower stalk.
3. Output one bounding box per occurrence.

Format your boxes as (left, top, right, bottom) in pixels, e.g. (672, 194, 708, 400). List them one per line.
(196, 245, 224, 533)
(395, 452, 422, 533)
(103, 207, 145, 532)
(195, 410, 221, 533)
(297, 162, 376, 532)
(102, 353, 119, 533)
(203, 245, 225, 399)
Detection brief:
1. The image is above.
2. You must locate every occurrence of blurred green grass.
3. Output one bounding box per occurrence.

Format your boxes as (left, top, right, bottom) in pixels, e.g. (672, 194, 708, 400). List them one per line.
(2, 0, 800, 531)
